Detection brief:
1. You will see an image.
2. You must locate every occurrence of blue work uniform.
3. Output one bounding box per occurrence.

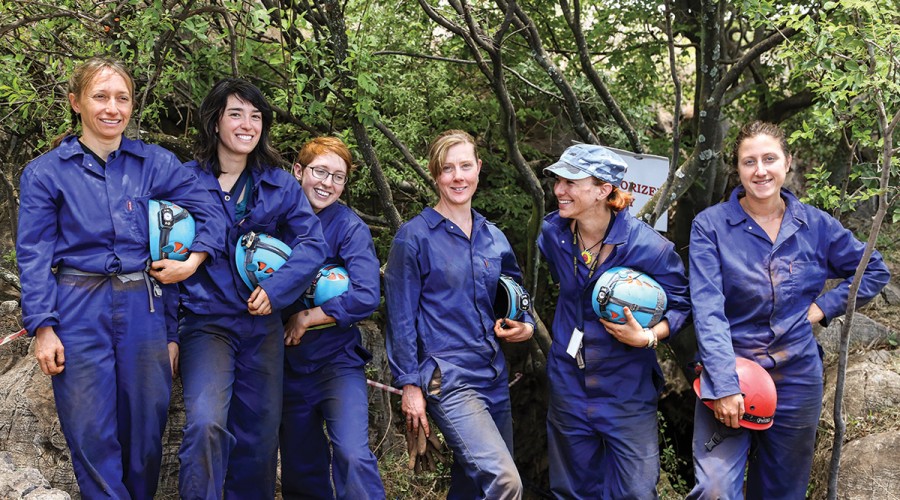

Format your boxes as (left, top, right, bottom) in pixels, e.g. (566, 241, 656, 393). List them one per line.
(687, 187, 890, 499)
(17, 135, 224, 499)
(279, 201, 386, 499)
(537, 208, 690, 499)
(384, 207, 535, 500)
(177, 162, 326, 500)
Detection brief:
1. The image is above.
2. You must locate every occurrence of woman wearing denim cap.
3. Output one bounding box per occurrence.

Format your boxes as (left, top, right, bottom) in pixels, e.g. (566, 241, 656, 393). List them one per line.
(538, 144, 690, 498)
(385, 129, 535, 499)
(687, 121, 890, 499)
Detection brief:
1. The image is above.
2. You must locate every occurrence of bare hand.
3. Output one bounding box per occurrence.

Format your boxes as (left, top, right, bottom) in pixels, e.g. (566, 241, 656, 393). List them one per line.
(149, 252, 206, 284)
(35, 326, 65, 376)
(284, 311, 309, 346)
(807, 303, 825, 324)
(599, 307, 647, 348)
(714, 393, 745, 429)
(402, 385, 430, 437)
(168, 342, 179, 379)
(494, 318, 534, 343)
(247, 286, 272, 316)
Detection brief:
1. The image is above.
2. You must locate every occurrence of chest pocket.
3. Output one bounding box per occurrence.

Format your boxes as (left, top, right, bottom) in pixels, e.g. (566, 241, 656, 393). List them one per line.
(239, 212, 279, 236)
(789, 260, 827, 302)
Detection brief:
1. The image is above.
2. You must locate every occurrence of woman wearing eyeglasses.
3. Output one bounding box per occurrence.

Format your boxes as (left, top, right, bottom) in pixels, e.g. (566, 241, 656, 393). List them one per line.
(279, 137, 385, 499)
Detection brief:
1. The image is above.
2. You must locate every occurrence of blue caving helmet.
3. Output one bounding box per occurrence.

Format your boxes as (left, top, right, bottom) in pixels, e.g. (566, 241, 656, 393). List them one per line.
(592, 266, 667, 328)
(235, 232, 292, 290)
(302, 264, 350, 308)
(149, 200, 195, 261)
(494, 274, 531, 321)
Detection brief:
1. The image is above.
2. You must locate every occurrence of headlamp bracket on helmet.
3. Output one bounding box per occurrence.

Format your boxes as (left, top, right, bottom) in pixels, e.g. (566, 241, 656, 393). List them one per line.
(153, 201, 191, 260)
(239, 231, 291, 289)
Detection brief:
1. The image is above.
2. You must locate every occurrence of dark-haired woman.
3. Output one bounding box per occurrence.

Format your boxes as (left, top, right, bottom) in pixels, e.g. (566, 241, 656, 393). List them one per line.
(538, 144, 690, 498)
(174, 78, 326, 499)
(17, 57, 223, 498)
(687, 121, 890, 498)
(385, 130, 534, 499)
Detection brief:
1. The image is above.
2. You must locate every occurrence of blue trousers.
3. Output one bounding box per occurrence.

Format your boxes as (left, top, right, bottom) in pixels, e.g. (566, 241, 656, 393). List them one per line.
(178, 313, 284, 500)
(687, 377, 823, 500)
(547, 392, 660, 499)
(426, 376, 522, 500)
(53, 274, 171, 499)
(280, 362, 385, 499)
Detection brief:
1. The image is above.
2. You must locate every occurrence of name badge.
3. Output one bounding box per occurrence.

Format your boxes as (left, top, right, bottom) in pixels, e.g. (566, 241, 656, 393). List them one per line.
(566, 328, 584, 359)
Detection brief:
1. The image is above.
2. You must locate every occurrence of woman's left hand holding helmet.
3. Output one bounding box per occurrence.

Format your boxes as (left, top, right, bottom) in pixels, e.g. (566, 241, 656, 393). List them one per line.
(149, 251, 208, 284)
(247, 286, 272, 315)
(600, 306, 668, 348)
(494, 319, 534, 343)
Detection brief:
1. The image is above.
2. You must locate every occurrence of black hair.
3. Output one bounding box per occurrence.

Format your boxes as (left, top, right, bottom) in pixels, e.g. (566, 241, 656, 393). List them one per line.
(194, 78, 281, 176)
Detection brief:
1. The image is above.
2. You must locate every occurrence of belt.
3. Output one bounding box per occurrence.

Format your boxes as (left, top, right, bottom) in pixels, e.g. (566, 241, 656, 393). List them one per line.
(56, 264, 161, 313)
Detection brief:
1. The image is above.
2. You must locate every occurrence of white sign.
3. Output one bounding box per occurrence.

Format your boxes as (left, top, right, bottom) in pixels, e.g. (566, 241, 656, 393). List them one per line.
(607, 146, 670, 232)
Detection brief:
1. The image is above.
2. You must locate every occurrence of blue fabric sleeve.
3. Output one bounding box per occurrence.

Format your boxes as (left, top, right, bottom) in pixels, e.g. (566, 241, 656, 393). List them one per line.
(16, 167, 60, 333)
(153, 150, 226, 264)
(689, 216, 741, 400)
(319, 220, 381, 329)
(258, 180, 327, 311)
(384, 230, 422, 388)
(813, 216, 891, 325)
(648, 238, 691, 339)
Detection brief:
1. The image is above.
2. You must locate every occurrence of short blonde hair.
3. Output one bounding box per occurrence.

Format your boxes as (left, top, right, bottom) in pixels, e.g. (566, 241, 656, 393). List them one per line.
(426, 130, 480, 180)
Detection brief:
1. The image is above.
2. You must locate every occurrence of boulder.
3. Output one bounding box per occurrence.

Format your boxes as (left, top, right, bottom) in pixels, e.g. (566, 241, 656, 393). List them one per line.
(0, 451, 70, 499)
(821, 350, 900, 426)
(816, 314, 896, 353)
(836, 430, 900, 499)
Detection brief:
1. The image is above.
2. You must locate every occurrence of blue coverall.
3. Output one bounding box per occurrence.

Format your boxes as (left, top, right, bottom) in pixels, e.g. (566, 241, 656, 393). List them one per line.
(687, 187, 890, 499)
(537, 208, 691, 499)
(384, 207, 535, 500)
(17, 135, 224, 499)
(279, 201, 385, 499)
(177, 162, 326, 500)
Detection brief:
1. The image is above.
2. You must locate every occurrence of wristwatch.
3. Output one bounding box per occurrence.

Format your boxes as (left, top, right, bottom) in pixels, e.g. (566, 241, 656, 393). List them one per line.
(644, 328, 658, 350)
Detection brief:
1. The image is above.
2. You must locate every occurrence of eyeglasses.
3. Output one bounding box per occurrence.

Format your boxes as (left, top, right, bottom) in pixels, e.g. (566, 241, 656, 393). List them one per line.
(308, 166, 348, 185)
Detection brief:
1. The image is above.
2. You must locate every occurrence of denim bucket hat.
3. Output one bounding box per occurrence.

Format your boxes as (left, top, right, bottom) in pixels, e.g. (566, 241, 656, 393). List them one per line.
(543, 144, 628, 185)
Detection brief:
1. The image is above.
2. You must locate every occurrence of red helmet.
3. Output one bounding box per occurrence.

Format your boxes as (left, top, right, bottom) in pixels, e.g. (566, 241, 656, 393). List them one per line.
(693, 357, 777, 431)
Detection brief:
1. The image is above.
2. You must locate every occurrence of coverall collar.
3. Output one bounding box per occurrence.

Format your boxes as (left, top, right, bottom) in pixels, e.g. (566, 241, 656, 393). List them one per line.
(57, 134, 149, 175)
(421, 206, 486, 233)
(725, 186, 808, 248)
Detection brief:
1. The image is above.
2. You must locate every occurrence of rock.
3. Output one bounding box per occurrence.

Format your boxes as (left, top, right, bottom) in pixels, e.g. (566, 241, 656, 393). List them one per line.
(836, 430, 900, 499)
(0, 321, 397, 499)
(816, 313, 896, 353)
(0, 450, 70, 499)
(821, 350, 900, 426)
(0, 301, 17, 315)
(882, 281, 900, 306)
